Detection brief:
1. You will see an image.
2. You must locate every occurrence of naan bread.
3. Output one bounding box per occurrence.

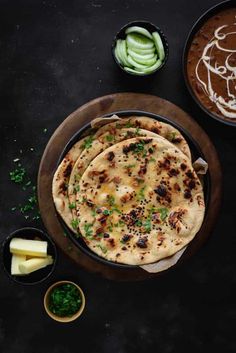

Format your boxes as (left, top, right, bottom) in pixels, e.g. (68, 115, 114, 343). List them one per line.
(52, 137, 89, 231)
(76, 137, 205, 265)
(68, 128, 161, 225)
(94, 116, 191, 160)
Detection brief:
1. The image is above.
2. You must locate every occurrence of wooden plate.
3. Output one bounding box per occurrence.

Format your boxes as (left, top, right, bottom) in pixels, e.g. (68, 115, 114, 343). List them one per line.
(37, 93, 222, 281)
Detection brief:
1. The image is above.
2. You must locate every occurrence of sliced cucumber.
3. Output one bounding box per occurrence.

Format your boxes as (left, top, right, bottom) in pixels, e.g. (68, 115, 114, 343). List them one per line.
(125, 26, 153, 40)
(123, 67, 145, 75)
(116, 39, 130, 67)
(127, 48, 155, 60)
(126, 33, 154, 50)
(131, 46, 156, 55)
(114, 45, 122, 64)
(136, 59, 162, 73)
(152, 32, 165, 61)
(129, 51, 157, 66)
(120, 40, 130, 67)
(127, 55, 149, 70)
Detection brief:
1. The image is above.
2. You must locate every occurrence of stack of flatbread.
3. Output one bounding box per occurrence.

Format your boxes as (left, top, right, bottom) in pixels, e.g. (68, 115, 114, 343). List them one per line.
(52, 115, 205, 266)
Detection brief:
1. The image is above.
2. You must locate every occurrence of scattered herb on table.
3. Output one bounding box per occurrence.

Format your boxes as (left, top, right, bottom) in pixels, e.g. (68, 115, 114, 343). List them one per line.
(49, 283, 82, 317)
(10, 167, 26, 183)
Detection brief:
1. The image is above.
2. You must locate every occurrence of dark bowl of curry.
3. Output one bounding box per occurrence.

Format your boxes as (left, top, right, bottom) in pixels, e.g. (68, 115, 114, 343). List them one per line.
(183, 0, 236, 126)
(44, 280, 85, 322)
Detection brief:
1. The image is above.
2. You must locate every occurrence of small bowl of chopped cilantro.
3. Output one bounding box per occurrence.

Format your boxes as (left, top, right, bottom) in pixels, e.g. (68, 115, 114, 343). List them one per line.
(44, 280, 85, 323)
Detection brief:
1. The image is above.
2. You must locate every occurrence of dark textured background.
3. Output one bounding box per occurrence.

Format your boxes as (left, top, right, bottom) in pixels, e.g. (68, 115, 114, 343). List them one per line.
(0, 0, 236, 352)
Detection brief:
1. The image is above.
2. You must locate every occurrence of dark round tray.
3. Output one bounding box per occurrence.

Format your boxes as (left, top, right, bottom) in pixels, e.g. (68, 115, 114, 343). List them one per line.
(37, 93, 222, 281)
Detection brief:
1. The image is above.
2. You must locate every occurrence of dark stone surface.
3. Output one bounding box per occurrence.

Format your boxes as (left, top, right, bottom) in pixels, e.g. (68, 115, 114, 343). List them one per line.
(0, 0, 235, 352)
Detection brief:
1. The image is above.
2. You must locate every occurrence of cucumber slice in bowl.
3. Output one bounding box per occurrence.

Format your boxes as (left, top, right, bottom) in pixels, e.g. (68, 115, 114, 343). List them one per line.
(127, 48, 155, 61)
(136, 59, 162, 73)
(126, 33, 154, 50)
(125, 26, 153, 40)
(131, 46, 156, 55)
(131, 53, 158, 66)
(152, 31, 165, 61)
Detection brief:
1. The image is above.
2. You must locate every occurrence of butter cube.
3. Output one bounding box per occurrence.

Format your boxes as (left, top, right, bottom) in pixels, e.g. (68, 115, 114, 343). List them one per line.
(19, 256, 53, 274)
(10, 238, 48, 257)
(11, 254, 26, 275)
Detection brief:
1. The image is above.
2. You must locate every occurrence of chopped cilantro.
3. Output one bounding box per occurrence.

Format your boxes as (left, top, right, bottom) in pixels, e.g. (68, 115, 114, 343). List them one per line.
(124, 164, 136, 169)
(134, 142, 145, 153)
(107, 195, 115, 206)
(111, 207, 121, 214)
(158, 207, 169, 221)
(74, 174, 81, 182)
(124, 120, 134, 128)
(84, 223, 93, 237)
(169, 132, 177, 141)
(69, 203, 76, 209)
(81, 136, 94, 150)
(135, 219, 142, 227)
(71, 219, 80, 230)
(135, 127, 141, 135)
(10, 167, 26, 184)
(149, 157, 156, 162)
(106, 134, 114, 142)
(96, 244, 107, 254)
(74, 185, 80, 193)
(143, 218, 152, 232)
(91, 209, 97, 217)
(138, 186, 146, 200)
(103, 209, 112, 216)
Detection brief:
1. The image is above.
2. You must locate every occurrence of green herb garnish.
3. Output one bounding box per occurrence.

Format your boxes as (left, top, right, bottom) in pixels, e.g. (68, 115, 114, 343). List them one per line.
(157, 207, 169, 221)
(74, 185, 80, 193)
(135, 219, 142, 227)
(69, 202, 76, 209)
(91, 209, 97, 217)
(135, 127, 141, 135)
(84, 223, 93, 237)
(49, 283, 82, 317)
(124, 120, 134, 128)
(143, 218, 152, 232)
(96, 244, 108, 254)
(103, 209, 112, 216)
(149, 157, 156, 162)
(107, 195, 115, 206)
(138, 186, 146, 200)
(168, 132, 177, 141)
(106, 134, 114, 142)
(134, 142, 145, 153)
(10, 168, 26, 184)
(71, 219, 80, 229)
(81, 136, 94, 150)
(124, 164, 136, 169)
